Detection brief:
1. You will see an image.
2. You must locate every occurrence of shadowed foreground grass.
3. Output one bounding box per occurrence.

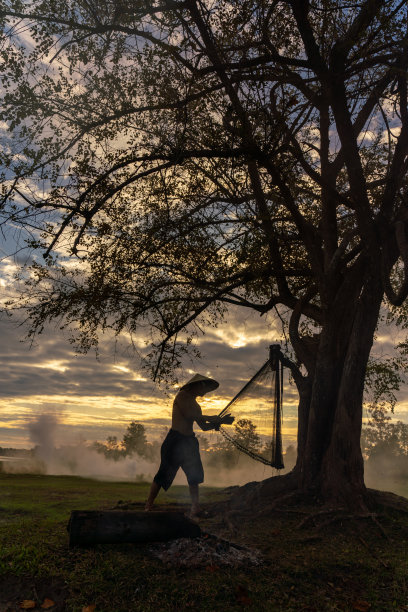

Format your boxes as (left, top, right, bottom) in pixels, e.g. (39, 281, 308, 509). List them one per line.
(0, 473, 407, 611)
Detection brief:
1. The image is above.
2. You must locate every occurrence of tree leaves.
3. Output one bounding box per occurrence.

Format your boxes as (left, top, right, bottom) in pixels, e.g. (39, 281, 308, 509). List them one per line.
(1, 0, 408, 389)
(19, 599, 55, 609)
(41, 599, 56, 609)
(19, 602, 36, 610)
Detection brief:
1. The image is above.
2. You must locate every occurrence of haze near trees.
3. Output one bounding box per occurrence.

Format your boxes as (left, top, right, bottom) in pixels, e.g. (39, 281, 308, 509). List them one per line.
(1, 0, 408, 509)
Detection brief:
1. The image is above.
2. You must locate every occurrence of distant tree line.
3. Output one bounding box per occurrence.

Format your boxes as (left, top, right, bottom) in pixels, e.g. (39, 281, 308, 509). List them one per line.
(361, 354, 408, 479)
(96, 411, 408, 480)
(3, 409, 406, 481)
(92, 421, 160, 462)
(361, 407, 408, 479)
(0, 448, 32, 456)
(93, 418, 298, 473)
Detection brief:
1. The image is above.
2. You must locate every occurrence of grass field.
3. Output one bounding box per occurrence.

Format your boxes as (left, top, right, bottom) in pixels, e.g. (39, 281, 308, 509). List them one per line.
(0, 473, 407, 611)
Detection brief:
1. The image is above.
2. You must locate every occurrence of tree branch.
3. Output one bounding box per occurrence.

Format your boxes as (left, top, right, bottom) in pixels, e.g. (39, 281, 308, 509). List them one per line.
(383, 221, 408, 306)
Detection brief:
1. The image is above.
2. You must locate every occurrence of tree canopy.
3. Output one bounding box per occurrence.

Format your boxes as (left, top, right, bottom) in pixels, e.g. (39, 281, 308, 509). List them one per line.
(0, 0, 406, 374)
(1, 0, 408, 505)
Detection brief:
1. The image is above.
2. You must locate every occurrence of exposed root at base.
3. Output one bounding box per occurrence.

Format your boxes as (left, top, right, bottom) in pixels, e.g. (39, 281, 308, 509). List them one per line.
(357, 535, 389, 568)
(367, 488, 408, 513)
(296, 509, 388, 539)
(213, 476, 408, 541)
(227, 471, 299, 511)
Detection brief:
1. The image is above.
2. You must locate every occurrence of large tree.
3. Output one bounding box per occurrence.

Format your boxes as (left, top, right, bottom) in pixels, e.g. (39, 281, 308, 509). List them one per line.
(1, 0, 408, 508)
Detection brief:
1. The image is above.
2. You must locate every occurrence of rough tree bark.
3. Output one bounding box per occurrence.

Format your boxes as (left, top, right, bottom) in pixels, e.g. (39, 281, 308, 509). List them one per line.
(241, 260, 385, 510)
(301, 288, 384, 506)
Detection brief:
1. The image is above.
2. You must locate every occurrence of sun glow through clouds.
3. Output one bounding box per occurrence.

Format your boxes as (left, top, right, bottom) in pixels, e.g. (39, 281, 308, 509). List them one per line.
(35, 360, 69, 373)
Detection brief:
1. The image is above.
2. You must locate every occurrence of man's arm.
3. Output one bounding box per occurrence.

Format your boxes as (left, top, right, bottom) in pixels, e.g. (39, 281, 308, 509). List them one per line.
(195, 414, 222, 431)
(177, 391, 234, 430)
(176, 393, 217, 431)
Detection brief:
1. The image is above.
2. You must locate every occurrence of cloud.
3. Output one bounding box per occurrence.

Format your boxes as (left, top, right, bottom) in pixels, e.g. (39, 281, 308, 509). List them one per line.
(0, 318, 161, 398)
(1, 299, 408, 451)
(0, 305, 290, 447)
(0, 302, 281, 399)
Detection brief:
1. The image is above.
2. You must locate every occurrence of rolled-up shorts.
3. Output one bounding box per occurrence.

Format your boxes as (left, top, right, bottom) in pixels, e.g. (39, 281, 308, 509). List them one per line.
(153, 428, 204, 491)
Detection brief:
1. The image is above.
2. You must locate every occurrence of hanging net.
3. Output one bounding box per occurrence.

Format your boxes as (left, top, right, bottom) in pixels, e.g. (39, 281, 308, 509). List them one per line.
(217, 345, 284, 469)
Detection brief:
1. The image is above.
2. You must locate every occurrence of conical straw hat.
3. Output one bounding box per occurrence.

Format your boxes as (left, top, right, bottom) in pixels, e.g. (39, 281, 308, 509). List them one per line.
(181, 373, 219, 392)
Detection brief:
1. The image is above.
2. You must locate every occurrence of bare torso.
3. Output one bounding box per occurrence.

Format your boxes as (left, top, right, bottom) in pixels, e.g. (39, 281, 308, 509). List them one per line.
(171, 389, 202, 435)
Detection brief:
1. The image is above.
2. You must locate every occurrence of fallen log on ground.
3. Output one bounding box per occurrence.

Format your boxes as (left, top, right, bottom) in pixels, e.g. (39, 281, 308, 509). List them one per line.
(68, 510, 201, 547)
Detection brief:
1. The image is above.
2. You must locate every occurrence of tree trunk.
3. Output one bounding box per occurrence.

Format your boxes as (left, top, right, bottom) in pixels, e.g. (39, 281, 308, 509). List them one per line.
(231, 263, 385, 511)
(293, 377, 312, 475)
(295, 269, 384, 508)
(319, 273, 384, 507)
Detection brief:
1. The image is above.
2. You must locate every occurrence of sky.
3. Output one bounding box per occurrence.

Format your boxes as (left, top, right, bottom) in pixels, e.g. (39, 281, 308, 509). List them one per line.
(1, 285, 408, 454)
(0, 10, 407, 457)
(0, 295, 302, 449)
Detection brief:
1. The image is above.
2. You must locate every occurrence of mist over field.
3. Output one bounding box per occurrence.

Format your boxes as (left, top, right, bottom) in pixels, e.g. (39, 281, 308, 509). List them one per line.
(1, 446, 285, 488)
(1, 412, 406, 497)
(364, 451, 408, 497)
(4, 441, 407, 497)
(0, 412, 293, 488)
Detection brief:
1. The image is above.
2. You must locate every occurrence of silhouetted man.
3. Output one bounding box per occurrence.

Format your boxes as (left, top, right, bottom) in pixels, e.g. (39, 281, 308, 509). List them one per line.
(145, 374, 233, 517)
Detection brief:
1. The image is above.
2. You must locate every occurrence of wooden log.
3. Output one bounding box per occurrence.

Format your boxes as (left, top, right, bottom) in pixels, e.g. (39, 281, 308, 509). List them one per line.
(68, 510, 201, 547)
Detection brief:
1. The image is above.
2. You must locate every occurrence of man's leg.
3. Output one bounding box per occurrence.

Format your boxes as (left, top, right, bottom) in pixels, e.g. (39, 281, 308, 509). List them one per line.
(145, 481, 161, 511)
(146, 430, 178, 510)
(189, 484, 200, 517)
(183, 437, 204, 518)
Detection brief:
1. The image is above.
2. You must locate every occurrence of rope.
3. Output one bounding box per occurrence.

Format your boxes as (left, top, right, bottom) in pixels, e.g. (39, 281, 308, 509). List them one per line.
(219, 426, 276, 466)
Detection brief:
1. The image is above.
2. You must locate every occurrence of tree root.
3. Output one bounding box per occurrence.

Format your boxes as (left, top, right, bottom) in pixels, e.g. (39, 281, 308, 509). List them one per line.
(296, 508, 347, 529)
(367, 488, 408, 514)
(227, 471, 298, 511)
(221, 510, 238, 535)
(296, 509, 389, 540)
(368, 513, 389, 539)
(213, 477, 407, 541)
(357, 535, 389, 568)
(256, 507, 309, 518)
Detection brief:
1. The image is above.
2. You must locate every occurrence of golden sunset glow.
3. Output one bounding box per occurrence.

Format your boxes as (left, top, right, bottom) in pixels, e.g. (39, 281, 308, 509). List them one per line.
(0, 305, 308, 450)
(1, 303, 407, 454)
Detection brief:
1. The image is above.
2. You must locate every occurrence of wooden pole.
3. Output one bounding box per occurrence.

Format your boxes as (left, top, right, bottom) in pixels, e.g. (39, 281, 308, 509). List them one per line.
(269, 343, 281, 367)
(68, 510, 201, 547)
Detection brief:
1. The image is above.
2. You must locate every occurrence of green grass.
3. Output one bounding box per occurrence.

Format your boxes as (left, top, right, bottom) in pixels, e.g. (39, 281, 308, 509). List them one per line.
(1, 474, 408, 611)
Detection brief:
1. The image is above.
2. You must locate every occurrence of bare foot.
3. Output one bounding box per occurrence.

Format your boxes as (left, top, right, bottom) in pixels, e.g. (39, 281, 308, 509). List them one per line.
(144, 501, 154, 511)
(188, 505, 201, 519)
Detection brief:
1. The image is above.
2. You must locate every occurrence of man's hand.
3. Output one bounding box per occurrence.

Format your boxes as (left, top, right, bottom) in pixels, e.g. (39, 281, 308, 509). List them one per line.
(196, 414, 234, 431)
(214, 414, 235, 431)
(213, 416, 222, 431)
(214, 414, 234, 430)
